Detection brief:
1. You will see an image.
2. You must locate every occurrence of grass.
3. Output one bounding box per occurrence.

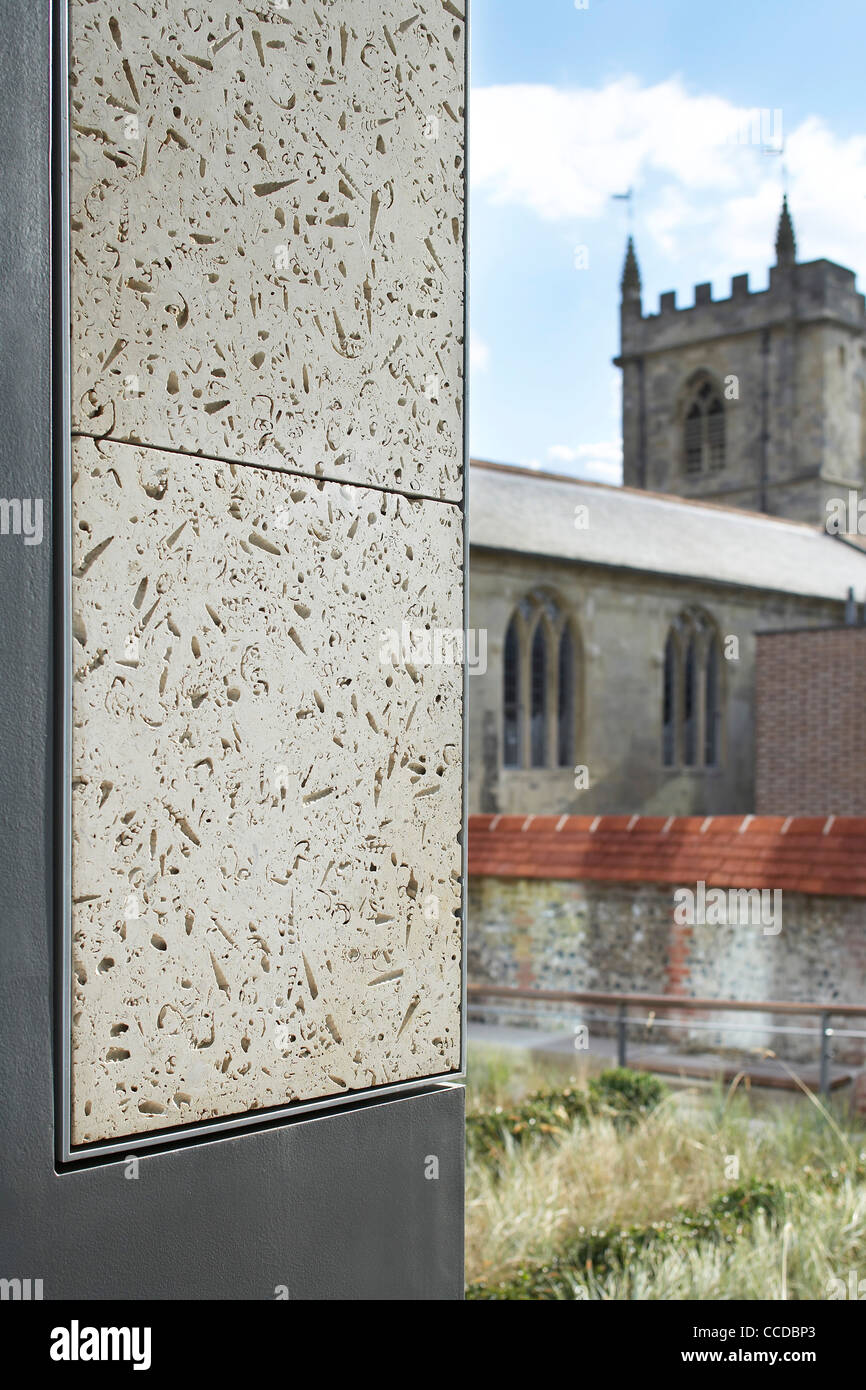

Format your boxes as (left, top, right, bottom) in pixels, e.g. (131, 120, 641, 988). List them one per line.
(464, 1041, 589, 1113)
(465, 1043, 866, 1299)
(568, 1183, 866, 1301)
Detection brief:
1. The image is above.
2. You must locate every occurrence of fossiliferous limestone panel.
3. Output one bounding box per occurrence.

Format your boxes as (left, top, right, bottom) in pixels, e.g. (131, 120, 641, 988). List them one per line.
(69, 0, 465, 499)
(70, 436, 462, 1143)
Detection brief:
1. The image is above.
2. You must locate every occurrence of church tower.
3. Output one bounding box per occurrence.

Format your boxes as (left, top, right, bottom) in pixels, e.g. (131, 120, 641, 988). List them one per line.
(615, 199, 866, 523)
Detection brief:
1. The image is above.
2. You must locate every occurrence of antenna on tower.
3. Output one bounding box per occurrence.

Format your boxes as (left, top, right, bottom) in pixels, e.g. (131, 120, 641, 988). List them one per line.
(611, 186, 634, 227)
(761, 129, 787, 193)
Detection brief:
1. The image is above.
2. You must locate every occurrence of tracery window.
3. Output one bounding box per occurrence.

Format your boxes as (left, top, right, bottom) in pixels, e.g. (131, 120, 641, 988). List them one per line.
(502, 590, 580, 770)
(662, 608, 723, 769)
(503, 618, 521, 769)
(683, 375, 725, 475)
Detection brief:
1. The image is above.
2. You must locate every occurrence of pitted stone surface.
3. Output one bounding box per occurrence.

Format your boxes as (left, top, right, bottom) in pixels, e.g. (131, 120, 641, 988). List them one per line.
(70, 436, 462, 1143)
(68, 0, 465, 499)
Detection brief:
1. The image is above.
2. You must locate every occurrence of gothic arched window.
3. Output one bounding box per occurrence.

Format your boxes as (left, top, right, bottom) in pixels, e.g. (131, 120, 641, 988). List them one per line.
(503, 618, 521, 768)
(662, 630, 677, 767)
(683, 636, 698, 766)
(682, 375, 725, 475)
(704, 637, 720, 767)
(557, 625, 575, 767)
(530, 624, 547, 767)
(502, 590, 580, 770)
(662, 609, 723, 769)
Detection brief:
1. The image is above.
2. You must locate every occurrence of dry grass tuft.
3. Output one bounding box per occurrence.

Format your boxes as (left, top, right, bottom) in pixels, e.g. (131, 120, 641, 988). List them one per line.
(465, 1044, 866, 1297)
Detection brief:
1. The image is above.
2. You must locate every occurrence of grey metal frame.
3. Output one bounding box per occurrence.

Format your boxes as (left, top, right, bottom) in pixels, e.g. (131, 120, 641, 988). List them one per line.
(56, 0, 74, 1169)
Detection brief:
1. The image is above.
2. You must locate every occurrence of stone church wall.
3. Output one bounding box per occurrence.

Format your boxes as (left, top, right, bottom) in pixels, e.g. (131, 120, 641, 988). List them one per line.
(468, 874, 866, 1066)
(468, 548, 844, 818)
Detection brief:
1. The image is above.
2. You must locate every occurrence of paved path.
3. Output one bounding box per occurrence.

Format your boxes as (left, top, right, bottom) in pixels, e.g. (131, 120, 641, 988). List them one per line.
(468, 1020, 854, 1093)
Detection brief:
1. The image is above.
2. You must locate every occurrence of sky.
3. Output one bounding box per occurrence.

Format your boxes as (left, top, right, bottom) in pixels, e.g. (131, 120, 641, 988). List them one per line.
(468, 0, 866, 484)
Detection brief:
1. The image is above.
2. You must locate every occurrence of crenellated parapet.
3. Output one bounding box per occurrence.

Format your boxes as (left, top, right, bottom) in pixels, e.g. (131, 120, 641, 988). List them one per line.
(621, 259, 866, 360)
(615, 198, 866, 520)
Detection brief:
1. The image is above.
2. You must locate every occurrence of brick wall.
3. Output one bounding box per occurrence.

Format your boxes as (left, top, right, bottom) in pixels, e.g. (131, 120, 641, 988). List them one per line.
(756, 627, 866, 815)
(468, 815, 866, 1063)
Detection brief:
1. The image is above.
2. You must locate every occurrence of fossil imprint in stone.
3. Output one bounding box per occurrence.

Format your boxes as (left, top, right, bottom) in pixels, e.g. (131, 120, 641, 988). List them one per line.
(70, 437, 462, 1144)
(69, 0, 465, 500)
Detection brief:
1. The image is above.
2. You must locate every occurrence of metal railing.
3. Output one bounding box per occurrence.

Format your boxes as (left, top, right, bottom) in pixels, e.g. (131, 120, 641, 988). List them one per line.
(467, 984, 866, 1095)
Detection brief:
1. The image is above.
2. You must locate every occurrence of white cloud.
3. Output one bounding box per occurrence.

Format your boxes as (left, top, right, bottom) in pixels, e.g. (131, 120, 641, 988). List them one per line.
(548, 445, 579, 462)
(470, 331, 490, 372)
(546, 441, 623, 486)
(471, 78, 866, 279)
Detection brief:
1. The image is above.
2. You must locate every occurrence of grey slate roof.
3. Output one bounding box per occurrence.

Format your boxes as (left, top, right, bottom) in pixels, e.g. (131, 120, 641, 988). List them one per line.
(469, 460, 866, 601)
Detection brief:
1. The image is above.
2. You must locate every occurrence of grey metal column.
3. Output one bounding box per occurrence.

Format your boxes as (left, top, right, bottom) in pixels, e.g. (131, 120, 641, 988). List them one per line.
(0, 0, 465, 1302)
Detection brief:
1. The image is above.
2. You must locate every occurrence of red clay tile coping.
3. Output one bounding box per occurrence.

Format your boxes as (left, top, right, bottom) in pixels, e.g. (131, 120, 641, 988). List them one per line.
(467, 814, 866, 897)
